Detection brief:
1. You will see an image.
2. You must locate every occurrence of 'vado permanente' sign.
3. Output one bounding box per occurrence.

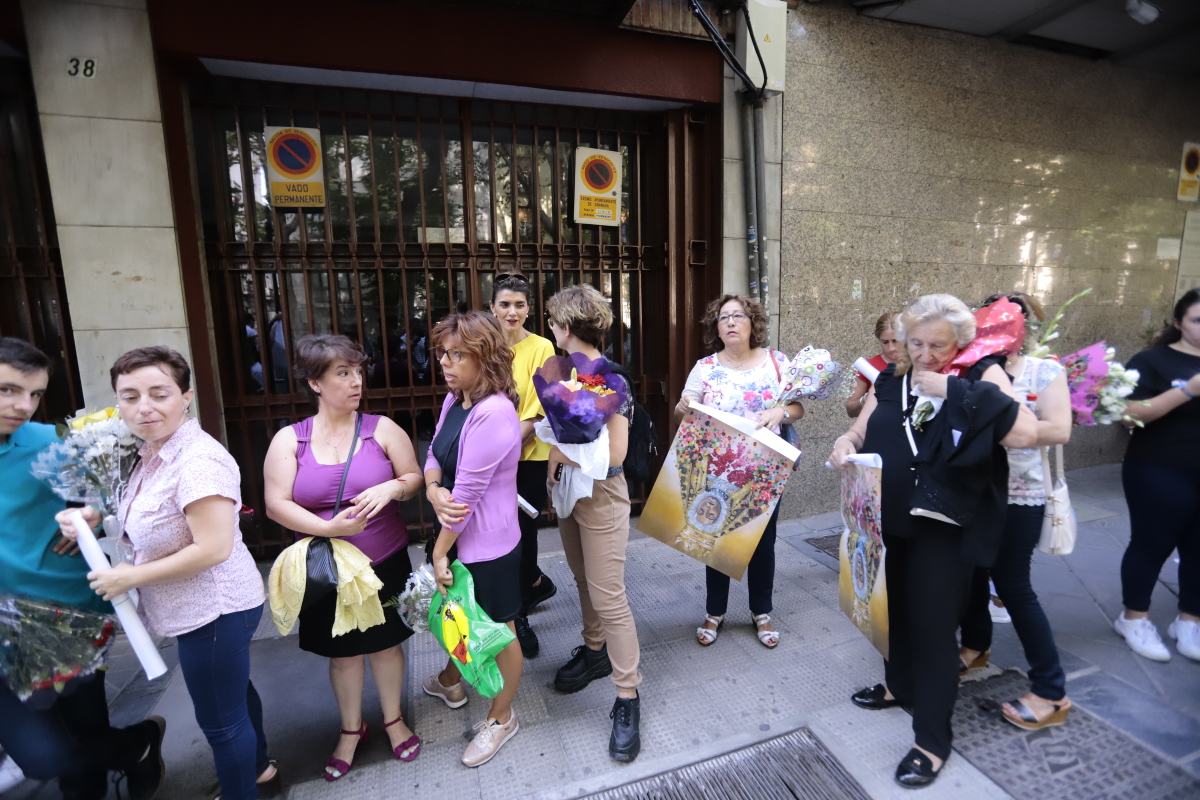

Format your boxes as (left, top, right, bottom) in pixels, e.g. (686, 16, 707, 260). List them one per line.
(265, 126, 327, 208)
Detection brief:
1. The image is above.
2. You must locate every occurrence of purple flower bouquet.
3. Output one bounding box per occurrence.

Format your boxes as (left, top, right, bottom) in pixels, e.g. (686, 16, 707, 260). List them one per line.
(532, 353, 629, 444)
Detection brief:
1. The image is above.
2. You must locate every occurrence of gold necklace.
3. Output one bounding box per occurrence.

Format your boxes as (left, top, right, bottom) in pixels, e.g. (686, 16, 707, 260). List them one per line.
(319, 418, 354, 462)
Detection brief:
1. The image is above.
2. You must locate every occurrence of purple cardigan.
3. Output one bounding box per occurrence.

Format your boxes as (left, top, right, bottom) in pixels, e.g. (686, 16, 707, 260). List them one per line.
(424, 391, 521, 563)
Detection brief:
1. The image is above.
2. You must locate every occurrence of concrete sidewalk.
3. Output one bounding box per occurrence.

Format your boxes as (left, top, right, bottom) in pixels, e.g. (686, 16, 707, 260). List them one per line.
(7, 464, 1197, 799)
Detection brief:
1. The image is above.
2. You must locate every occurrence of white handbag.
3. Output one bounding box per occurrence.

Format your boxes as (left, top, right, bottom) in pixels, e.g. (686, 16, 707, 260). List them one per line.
(1037, 444, 1076, 556)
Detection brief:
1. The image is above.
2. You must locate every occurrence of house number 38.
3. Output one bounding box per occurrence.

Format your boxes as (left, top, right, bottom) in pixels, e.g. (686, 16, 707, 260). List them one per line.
(67, 58, 96, 78)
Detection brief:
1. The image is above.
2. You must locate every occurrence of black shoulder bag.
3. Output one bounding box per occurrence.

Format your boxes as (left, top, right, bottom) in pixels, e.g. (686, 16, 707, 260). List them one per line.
(301, 412, 362, 611)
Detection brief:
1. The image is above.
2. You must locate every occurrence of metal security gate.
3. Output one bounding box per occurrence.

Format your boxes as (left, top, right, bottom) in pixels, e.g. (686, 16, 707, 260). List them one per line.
(0, 61, 82, 421)
(189, 78, 678, 555)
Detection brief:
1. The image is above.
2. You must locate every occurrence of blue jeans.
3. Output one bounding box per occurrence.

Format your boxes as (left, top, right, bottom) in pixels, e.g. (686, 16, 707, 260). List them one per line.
(0, 671, 149, 799)
(176, 605, 269, 800)
(960, 504, 1066, 701)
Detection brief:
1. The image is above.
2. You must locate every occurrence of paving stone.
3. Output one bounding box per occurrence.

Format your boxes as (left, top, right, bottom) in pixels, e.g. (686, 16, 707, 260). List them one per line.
(954, 669, 1200, 799)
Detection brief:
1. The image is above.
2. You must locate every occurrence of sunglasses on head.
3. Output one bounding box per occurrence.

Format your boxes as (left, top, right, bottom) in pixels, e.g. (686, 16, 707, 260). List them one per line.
(495, 272, 530, 284)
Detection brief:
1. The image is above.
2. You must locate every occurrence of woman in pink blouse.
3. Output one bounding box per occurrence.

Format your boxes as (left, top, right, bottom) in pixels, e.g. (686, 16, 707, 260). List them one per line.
(421, 311, 524, 768)
(263, 335, 423, 781)
(62, 347, 275, 800)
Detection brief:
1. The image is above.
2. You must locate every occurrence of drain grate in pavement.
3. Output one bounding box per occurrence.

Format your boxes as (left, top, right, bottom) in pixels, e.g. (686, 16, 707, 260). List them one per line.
(805, 532, 842, 561)
(955, 670, 1200, 800)
(582, 727, 870, 800)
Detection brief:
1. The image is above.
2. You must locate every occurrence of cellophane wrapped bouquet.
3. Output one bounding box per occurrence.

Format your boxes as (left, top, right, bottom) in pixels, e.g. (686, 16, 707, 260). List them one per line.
(776, 346, 844, 403)
(388, 563, 438, 633)
(0, 597, 115, 706)
(31, 407, 139, 516)
(1060, 343, 1139, 426)
(4, 408, 140, 701)
(1029, 289, 1140, 426)
(532, 353, 629, 444)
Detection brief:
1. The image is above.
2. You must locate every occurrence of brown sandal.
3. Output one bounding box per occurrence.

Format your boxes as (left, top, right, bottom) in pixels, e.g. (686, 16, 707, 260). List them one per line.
(958, 650, 989, 676)
(1001, 697, 1071, 731)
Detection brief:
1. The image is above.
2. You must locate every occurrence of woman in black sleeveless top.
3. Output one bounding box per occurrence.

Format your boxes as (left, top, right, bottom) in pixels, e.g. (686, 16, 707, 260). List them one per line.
(829, 294, 1036, 788)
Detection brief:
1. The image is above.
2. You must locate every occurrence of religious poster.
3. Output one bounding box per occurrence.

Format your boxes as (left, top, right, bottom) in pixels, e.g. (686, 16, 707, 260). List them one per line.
(837, 454, 888, 659)
(638, 402, 799, 580)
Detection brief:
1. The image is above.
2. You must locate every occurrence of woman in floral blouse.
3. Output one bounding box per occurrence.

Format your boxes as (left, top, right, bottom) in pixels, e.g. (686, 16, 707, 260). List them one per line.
(675, 294, 803, 649)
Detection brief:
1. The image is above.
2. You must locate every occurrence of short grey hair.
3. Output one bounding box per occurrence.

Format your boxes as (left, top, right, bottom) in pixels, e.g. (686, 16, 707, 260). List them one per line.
(895, 294, 976, 348)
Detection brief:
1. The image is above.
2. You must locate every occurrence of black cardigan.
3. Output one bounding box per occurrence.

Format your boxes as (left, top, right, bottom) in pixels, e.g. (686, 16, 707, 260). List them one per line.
(865, 361, 1019, 567)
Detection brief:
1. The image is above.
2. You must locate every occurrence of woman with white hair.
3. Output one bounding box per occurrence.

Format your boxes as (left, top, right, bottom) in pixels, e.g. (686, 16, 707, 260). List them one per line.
(829, 294, 1037, 788)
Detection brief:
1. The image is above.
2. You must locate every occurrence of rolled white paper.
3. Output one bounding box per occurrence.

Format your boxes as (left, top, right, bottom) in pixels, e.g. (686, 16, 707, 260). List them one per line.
(853, 357, 880, 384)
(516, 494, 538, 518)
(68, 510, 168, 681)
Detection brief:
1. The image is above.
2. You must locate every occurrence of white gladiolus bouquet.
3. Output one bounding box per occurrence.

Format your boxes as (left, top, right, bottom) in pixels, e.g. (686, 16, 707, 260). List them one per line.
(1093, 351, 1140, 426)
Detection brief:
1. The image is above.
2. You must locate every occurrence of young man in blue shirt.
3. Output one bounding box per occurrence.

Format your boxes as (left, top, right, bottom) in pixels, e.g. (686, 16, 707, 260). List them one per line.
(0, 337, 165, 800)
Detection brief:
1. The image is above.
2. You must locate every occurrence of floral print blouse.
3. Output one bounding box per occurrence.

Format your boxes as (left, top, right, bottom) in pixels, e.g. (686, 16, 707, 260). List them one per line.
(681, 350, 789, 433)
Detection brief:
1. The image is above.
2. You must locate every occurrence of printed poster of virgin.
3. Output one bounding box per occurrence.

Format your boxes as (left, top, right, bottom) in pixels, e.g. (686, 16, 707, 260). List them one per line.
(637, 403, 799, 580)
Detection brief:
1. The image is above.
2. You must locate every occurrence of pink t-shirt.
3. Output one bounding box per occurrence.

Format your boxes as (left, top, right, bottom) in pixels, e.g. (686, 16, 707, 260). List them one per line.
(117, 419, 264, 637)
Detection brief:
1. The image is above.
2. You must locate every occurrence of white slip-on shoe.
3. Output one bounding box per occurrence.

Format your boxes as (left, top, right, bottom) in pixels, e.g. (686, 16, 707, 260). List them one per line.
(1114, 614, 1171, 662)
(1167, 617, 1200, 662)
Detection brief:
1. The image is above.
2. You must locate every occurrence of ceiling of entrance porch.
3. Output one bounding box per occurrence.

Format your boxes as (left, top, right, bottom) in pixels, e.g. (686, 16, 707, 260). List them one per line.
(199, 59, 690, 112)
(850, 0, 1200, 76)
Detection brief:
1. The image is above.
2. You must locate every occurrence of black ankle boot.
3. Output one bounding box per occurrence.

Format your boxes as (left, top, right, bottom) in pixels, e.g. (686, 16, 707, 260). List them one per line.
(609, 695, 640, 762)
(514, 615, 539, 658)
(554, 644, 612, 693)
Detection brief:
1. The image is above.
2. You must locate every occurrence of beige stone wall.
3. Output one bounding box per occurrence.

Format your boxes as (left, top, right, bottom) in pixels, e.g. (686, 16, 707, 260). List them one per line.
(22, 0, 191, 408)
(777, 4, 1200, 517)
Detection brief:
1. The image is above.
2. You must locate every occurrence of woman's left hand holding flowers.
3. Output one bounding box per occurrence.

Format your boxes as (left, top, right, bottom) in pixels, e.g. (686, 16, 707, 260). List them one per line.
(88, 562, 138, 602)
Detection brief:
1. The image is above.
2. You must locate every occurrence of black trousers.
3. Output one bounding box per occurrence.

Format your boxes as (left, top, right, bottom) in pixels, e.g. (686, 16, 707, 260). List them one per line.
(705, 505, 780, 617)
(517, 459, 549, 610)
(1121, 460, 1199, 616)
(960, 503, 1066, 701)
(883, 522, 973, 761)
(0, 671, 150, 800)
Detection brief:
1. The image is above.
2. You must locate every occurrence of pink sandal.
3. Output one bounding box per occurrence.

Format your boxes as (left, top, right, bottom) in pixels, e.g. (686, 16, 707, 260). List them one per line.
(323, 723, 367, 782)
(384, 716, 421, 762)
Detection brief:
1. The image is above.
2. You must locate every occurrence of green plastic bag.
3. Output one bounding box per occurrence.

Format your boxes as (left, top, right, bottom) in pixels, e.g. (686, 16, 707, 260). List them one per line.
(427, 560, 515, 698)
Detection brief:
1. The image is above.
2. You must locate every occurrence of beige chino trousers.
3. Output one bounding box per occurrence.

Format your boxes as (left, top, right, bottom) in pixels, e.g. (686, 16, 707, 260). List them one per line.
(557, 472, 643, 691)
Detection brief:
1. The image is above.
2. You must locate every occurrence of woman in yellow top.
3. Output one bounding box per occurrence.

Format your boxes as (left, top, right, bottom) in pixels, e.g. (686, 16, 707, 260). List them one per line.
(491, 273, 557, 658)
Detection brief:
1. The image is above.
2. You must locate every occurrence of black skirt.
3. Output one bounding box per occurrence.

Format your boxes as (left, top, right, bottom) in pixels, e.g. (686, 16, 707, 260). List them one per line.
(462, 546, 522, 624)
(298, 547, 414, 657)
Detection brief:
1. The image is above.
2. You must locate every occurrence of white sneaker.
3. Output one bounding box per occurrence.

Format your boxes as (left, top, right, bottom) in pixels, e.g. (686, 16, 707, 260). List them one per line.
(1113, 614, 1171, 662)
(462, 711, 519, 767)
(0, 754, 24, 793)
(988, 596, 1012, 624)
(1167, 617, 1200, 662)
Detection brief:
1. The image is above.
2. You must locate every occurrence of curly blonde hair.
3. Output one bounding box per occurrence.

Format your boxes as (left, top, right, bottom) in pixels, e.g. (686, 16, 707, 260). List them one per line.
(431, 312, 518, 407)
(700, 294, 769, 351)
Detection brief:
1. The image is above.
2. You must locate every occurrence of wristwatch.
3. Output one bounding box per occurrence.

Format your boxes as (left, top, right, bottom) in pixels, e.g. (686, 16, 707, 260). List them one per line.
(1171, 379, 1198, 399)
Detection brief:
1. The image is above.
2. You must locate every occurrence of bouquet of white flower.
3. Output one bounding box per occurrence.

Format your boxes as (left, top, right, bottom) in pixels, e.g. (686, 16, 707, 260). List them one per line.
(31, 407, 139, 516)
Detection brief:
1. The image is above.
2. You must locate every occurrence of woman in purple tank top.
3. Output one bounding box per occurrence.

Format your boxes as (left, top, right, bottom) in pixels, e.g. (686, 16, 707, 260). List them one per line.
(263, 335, 424, 781)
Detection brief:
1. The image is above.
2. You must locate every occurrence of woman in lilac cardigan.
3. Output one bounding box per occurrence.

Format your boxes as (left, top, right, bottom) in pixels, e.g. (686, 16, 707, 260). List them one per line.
(421, 311, 524, 768)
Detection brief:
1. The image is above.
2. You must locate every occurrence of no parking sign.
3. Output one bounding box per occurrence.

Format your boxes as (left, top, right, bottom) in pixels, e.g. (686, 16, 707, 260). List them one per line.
(573, 146, 621, 226)
(265, 126, 326, 207)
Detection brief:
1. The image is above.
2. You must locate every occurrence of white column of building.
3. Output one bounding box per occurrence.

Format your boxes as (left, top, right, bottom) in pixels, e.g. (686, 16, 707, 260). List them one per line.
(22, 0, 190, 407)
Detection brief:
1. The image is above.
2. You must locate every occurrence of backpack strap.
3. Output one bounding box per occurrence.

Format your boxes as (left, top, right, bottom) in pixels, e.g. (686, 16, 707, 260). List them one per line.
(770, 350, 782, 384)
